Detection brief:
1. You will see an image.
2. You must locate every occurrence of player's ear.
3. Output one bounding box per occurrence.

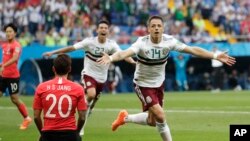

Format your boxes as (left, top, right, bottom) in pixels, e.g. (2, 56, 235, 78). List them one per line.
(52, 66, 56, 74)
(147, 26, 150, 33)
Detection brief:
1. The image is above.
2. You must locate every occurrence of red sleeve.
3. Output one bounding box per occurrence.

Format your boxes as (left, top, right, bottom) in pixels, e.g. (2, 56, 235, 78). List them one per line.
(77, 87, 87, 111)
(14, 42, 22, 54)
(33, 86, 43, 110)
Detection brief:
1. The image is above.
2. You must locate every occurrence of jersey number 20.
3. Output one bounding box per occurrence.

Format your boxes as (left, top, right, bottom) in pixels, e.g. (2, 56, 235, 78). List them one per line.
(45, 94, 72, 118)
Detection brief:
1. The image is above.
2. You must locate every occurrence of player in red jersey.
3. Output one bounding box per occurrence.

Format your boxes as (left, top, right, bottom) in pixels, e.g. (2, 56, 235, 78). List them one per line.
(33, 54, 87, 141)
(0, 23, 32, 130)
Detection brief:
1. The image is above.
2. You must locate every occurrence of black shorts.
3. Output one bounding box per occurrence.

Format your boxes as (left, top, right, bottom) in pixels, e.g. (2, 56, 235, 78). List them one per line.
(40, 130, 81, 141)
(0, 77, 20, 95)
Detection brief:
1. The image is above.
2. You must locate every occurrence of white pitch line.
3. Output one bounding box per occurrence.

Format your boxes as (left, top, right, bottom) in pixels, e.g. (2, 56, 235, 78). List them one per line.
(1, 106, 250, 115)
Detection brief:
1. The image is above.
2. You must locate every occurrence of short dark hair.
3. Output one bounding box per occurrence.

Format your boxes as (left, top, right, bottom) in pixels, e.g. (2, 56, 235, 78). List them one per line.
(3, 23, 18, 33)
(147, 15, 164, 26)
(53, 54, 71, 75)
(97, 20, 110, 28)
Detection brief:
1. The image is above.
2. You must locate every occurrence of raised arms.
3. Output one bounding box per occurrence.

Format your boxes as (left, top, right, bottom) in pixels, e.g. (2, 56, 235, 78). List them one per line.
(181, 46, 236, 66)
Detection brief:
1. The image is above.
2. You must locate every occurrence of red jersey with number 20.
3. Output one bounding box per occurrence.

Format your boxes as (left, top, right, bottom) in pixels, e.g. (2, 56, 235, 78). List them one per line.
(1, 40, 22, 78)
(33, 77, 87, 131)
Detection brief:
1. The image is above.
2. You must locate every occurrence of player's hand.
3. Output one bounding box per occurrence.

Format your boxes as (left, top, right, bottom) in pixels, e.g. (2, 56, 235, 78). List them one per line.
(217, 51, 236, 66)
(42, 52, 53, 58)
(97, 52, 112, 65)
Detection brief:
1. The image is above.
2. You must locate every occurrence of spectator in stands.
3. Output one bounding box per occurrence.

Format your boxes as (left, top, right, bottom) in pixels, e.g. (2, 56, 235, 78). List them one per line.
(240, 14, 250, 41)
(14, 4, 29, 32)
(3, 7, 14, 25)
(132, 22, 148, 36)
(0, 0, 248, 45)
(27, 2, 43, 34)
(228, 69, 242, 91)
(198, 72, 212, 90)
(118, 31, 130, 44)
(70, 22, 83, 42)
(57, 28, 69, 47)
(157, 0, 168, 17)
(193, 13, 205, 32)
(35, 24, 46, 44)
(4, 0, 15, 10)
(19, 31, 30, 47)
(44, 27, 57, 47)
(215, 27, 228, 42)
(109, 25, 120, 41)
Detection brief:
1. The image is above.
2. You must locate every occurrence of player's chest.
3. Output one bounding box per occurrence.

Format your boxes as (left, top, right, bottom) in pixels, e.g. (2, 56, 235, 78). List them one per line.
(140, 45, 170, 59)
(2, 44, 13, 55)
(87, 44, 112, 55)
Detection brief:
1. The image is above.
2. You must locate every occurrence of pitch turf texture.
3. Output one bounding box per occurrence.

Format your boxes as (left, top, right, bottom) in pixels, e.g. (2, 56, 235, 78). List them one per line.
(0, 91, 250, 141)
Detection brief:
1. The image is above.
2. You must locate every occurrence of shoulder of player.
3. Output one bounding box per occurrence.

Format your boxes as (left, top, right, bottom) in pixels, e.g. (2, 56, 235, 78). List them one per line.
(139, 35, 150, 42)
(106, 38, 118, 44)
(162, 34, 175, 41)
(83, 37, 94, 42)
(35, 80, 50, 91)
(13, 40, 22, 48)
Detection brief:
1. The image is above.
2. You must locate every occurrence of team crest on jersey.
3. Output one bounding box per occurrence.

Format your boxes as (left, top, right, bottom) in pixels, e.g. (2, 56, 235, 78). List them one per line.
(86, 81, 92, 86)
(162, 48, 169, 55)
(15, 47, 21, 52)
(146, 96, 152, 104)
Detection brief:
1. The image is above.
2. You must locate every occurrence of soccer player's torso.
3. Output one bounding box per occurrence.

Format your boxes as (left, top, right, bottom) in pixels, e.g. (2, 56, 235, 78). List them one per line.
(133, 35, 176, 87)
(83, 37, 120, 83)
(38, 77, 84, 130)
(1, 40, 21, 78)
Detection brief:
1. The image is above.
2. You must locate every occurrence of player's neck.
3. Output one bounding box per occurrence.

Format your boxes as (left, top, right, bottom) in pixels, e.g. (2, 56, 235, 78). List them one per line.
(150, 36, 161, 44)
(55, 74, 68, 79)
(7, 39, 15, 43)
(98, 37, 106, 44)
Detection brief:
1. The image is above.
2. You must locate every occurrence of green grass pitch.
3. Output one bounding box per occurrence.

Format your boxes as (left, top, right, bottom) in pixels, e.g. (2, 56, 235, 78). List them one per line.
(0, 91, 250, 141)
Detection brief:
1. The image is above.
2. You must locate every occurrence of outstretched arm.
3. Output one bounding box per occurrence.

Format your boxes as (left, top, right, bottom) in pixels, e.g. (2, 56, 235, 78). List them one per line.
(42, 46, 75, 58)
(181, 46, 236, 66)
(124, 57, 136, 65)
(97, 49, 135, 65)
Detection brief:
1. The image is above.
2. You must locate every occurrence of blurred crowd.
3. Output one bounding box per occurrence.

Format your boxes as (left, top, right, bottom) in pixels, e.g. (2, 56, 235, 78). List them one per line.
(0, 0, 250, 47)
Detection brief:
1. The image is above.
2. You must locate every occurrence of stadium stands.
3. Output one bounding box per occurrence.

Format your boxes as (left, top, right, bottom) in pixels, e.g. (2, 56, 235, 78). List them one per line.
(0, 0, 249, 44)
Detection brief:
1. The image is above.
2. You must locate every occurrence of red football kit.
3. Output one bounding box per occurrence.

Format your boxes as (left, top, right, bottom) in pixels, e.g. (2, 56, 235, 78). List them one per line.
(1, 40, 22, 78)
(33, 77, 87, 131)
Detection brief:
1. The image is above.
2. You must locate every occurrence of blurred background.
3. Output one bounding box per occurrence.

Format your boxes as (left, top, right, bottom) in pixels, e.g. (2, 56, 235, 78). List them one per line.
(0, 0, 249, 95)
